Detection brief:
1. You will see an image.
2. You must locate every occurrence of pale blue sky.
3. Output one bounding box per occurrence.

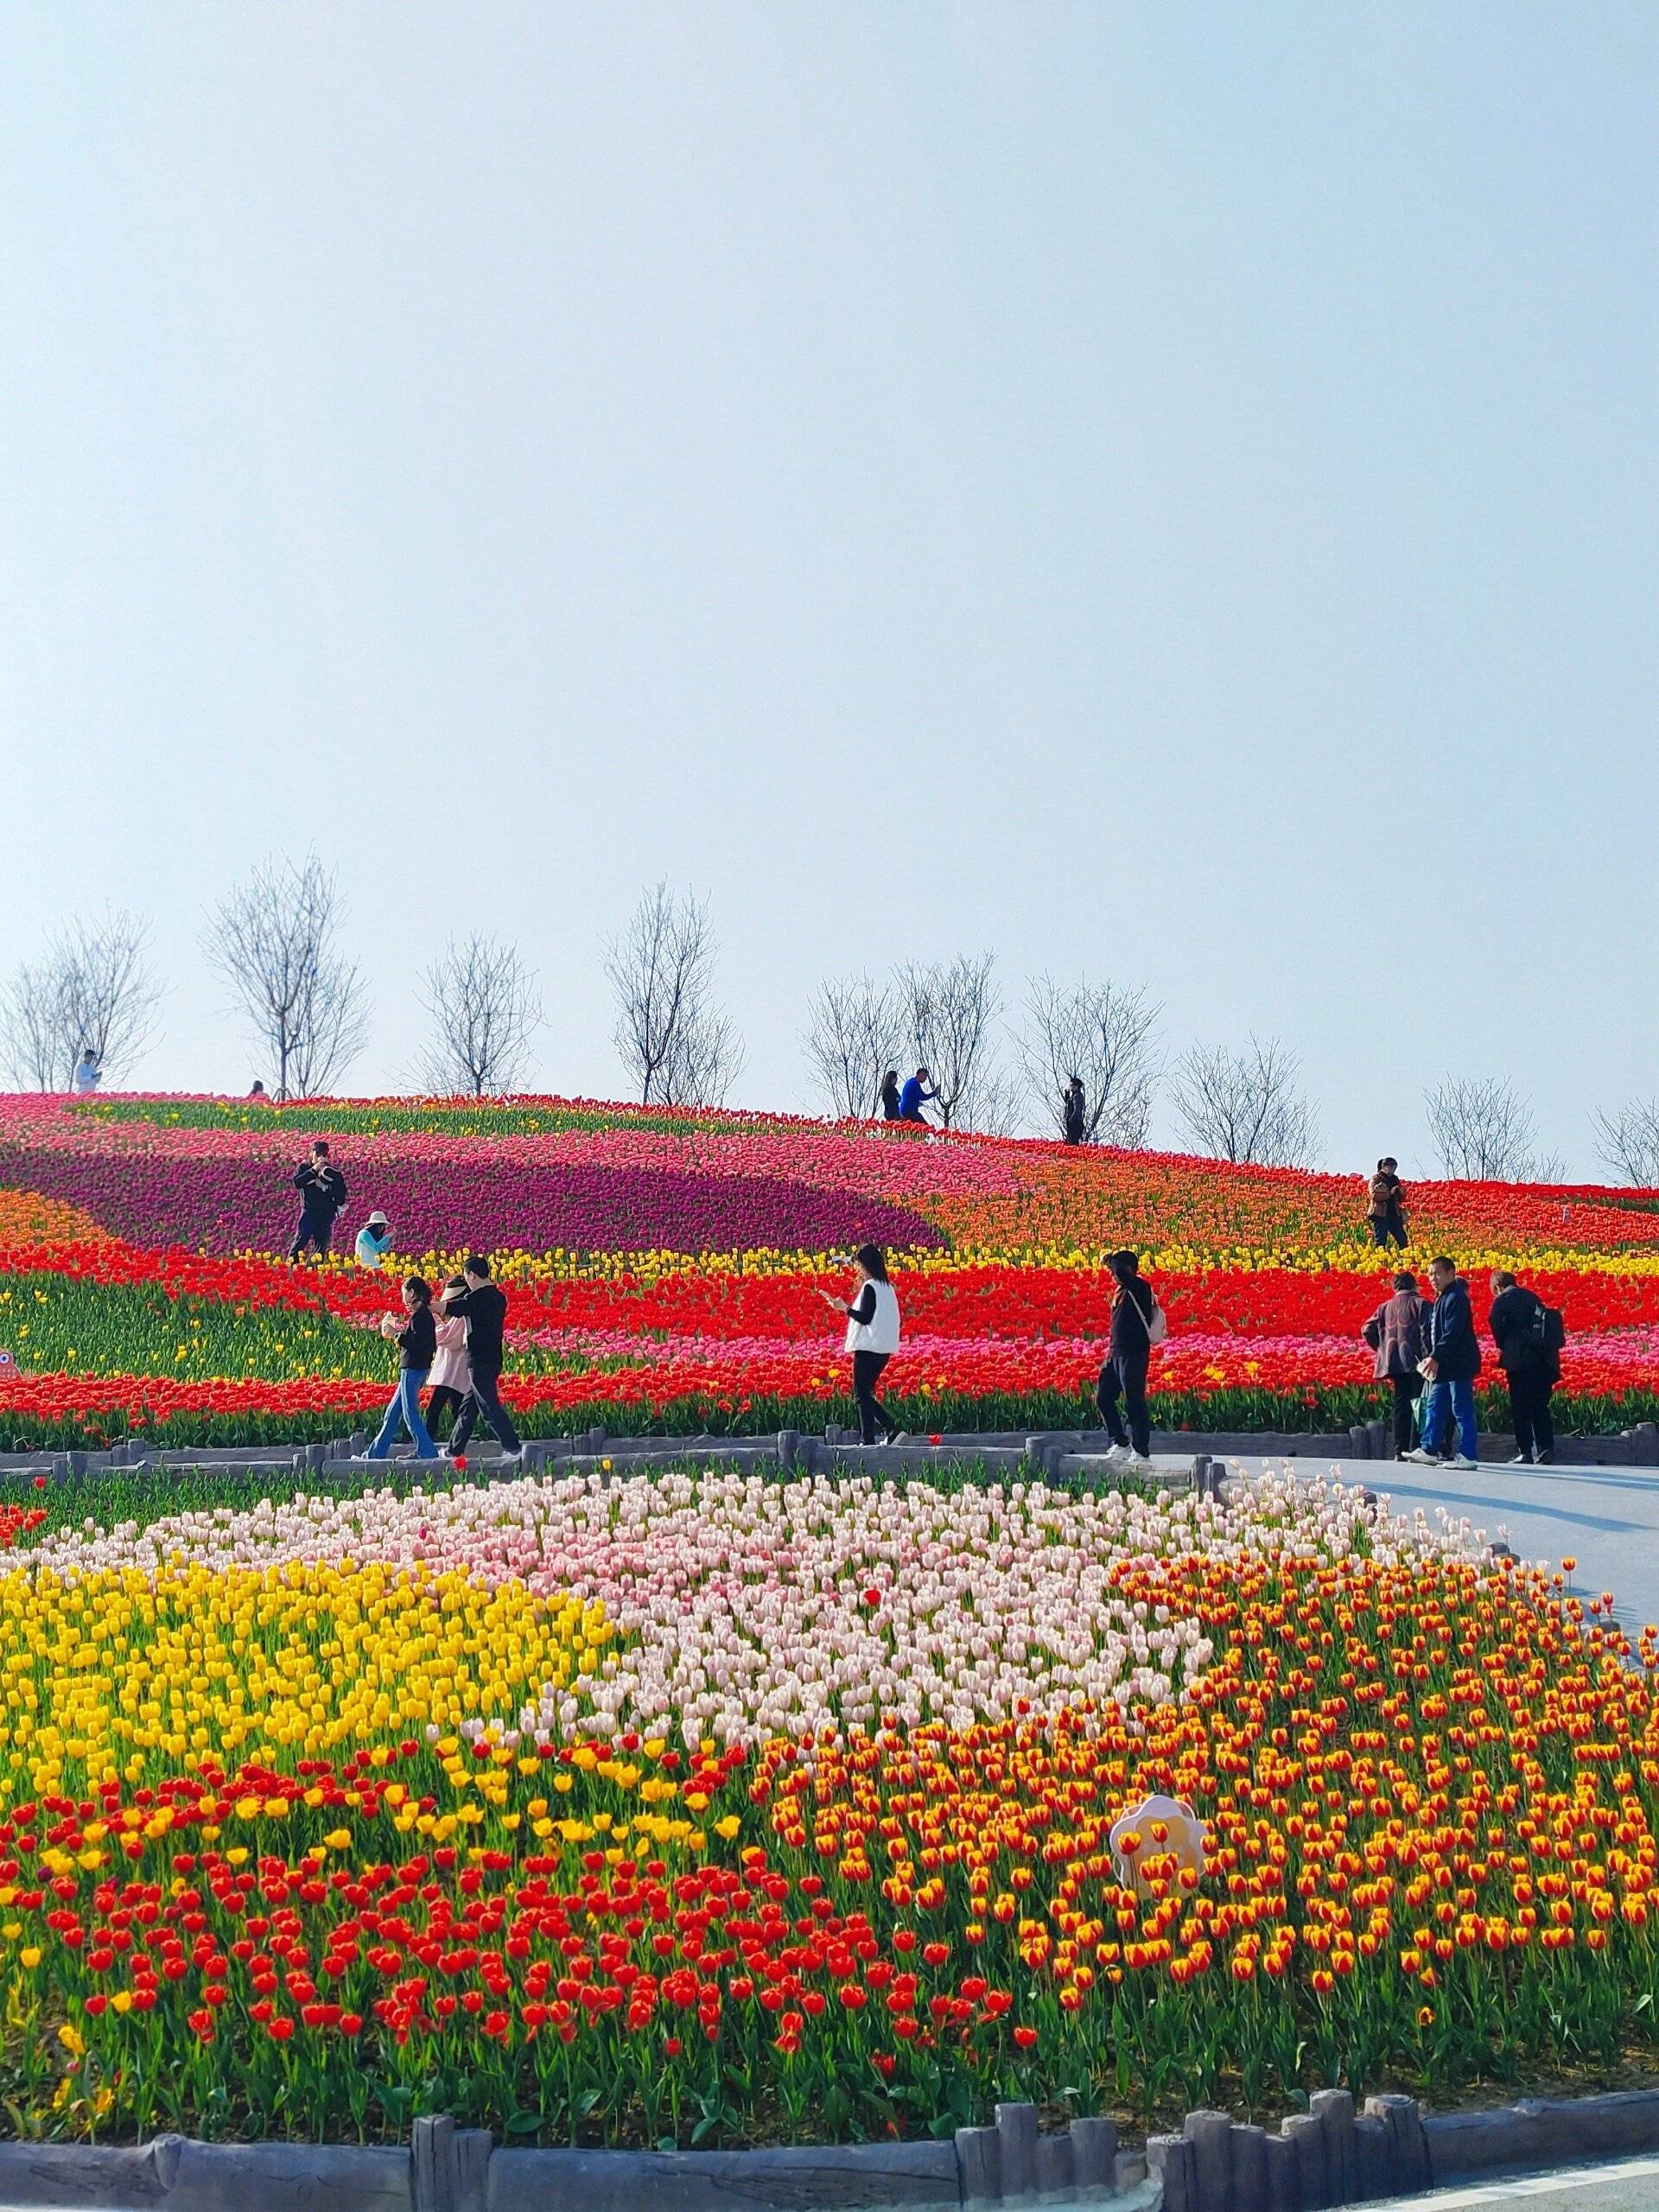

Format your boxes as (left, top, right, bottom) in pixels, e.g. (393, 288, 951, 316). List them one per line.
(3, 5, 1654, 1173)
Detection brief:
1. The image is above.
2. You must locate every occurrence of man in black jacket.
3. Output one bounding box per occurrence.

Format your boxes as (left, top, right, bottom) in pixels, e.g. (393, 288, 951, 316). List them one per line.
(1403, 1256, 1480, 1469)
(443, 1254, 523, 1460)
(1489, 1269, 1558, 1465)
(289, 1141, 347, 1262)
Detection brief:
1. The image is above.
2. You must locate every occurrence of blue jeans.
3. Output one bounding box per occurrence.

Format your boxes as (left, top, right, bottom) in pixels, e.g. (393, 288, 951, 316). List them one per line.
(1421, 1376, 1478, 1459)
(368, 1369, 437, 1459)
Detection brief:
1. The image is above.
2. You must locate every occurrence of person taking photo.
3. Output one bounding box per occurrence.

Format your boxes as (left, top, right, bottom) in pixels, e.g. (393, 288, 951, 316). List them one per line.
(289, 1141, 347, 1262)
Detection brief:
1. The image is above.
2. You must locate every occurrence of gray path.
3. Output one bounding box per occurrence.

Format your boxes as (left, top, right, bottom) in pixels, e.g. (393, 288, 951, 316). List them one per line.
(1368, 2153, 1659, 2209)
(1204, 1452, 1659, 1637)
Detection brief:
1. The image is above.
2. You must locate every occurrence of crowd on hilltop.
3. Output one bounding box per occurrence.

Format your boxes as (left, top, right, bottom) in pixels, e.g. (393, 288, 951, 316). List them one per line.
(280, 1129, 1567, 1474)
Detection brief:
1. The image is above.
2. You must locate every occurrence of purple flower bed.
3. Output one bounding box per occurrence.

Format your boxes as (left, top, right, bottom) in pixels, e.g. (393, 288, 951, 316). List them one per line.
(0, 1146, 942, 1257)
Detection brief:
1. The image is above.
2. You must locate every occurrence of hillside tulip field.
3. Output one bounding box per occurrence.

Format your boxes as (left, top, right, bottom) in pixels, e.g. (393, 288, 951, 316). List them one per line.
(0, 1096, 1655, 2145)
(0, 1091, 1656, 1448)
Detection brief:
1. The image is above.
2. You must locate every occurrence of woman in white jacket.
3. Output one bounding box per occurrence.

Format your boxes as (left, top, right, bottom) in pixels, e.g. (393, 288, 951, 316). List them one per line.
(817, 1243, 904, 1445)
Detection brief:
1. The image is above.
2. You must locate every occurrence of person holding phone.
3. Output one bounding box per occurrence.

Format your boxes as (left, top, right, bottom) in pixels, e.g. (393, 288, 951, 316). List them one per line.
(816, 1244, 904, 1444)
(289, 1141, 347, 1262)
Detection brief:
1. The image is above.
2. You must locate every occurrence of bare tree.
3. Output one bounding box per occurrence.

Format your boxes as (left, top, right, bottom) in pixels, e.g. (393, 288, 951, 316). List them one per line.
(0, 962, 61, 1090)
(893, 953, 1002, 1131)
(1594, 1100, 1659, 1188)
(1020, 976, 1159, 1144)
(204, 855, 370, 1098)
(803, 975, 901, 1120)
(1173, 1036, 1319, 1166)
(0, 911, 162, 1089)
(606, 882, 744, 1106)
(1424, 1076, 1550, 1182)
(418, 935, 542, 1096)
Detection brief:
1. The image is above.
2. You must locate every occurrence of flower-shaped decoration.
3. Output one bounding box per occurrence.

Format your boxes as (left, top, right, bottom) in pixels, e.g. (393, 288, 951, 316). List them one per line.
(1109, 1791, 1207, 1898)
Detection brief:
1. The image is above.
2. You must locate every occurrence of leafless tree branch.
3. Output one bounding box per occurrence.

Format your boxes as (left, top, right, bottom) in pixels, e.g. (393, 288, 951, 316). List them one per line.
(417, 935, 542, 1096)
(606, 883, 744, 1106)
(203, 854, 370, 1099)
(1594, 1100, 1659, 1188)
(802, 975, 901, 1120)
(1424, 1076, 1548, 1182)
(0, 911, 162, 1089)
(1173, 1035, 1318, 1166)
(893, 953, 1002, 1131)
(1020, 976, 1159, 1144)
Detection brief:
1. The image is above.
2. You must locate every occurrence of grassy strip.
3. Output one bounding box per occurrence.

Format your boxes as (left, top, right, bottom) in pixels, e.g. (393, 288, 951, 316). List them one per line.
(76, 1099, 781, 1139)
(0, 1277, 611, 1388)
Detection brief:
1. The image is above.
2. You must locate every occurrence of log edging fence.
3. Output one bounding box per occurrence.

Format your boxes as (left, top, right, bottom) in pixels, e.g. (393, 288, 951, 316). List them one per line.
(5, 2085, 1659, 2209)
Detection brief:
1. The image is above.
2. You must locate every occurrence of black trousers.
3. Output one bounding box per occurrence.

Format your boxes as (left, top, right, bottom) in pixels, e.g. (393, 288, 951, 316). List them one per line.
(289, 1213, 334, 1262)
(1096, 1351, 1150, 1458)
(852, 1351, 896, 1444)
(424, 1385, 468, 1437)
(1509, 1366, 1555, 1459)
(1389, 1372, 1422, 1456)
(1369, 1211, 1408, 1250)
(450, 1366, 523, 1455)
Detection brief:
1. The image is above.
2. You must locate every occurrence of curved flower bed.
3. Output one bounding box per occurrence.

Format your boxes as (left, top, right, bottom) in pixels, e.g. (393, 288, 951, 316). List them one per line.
(0, 1463, 1656, 2151)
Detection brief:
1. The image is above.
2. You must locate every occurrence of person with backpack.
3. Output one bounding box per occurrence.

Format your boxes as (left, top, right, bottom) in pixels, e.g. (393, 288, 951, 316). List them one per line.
(1365, 1158, 1408, 1249)
(1096, 1249, 1164, 1468)
(1361, 1269, 1433, 1459)
(1403, 1255, 1480, 1469)
(1489, 1269, 1563, 1465)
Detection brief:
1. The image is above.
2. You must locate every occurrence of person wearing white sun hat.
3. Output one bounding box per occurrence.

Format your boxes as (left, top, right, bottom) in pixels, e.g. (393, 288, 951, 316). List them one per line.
(354, 1211, 392, 1269)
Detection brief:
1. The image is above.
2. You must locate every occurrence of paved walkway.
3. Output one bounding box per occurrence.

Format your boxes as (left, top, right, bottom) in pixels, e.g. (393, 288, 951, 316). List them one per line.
(1207, 1452, 1659, 1636)
(1367, 2152, 1659, 2209)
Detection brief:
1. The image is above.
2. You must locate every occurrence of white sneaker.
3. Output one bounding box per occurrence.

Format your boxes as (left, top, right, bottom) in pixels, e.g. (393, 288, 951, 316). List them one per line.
(1401, 1447, 1439, 1465)
(1103, 1444, 1132, 1465)
(1446, 1453, 1479, 1471)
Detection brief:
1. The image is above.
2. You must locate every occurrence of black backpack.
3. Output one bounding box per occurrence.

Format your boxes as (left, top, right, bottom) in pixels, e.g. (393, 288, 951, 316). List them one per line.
(1543, 1306, 1567, 1354)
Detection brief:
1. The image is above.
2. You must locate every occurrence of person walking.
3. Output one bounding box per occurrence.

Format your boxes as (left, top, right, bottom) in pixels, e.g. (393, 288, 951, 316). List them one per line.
(73, 1049, 101, 1095)
(1365, 1159, 1408, 1249)
(289, 1141, 347, 1262)
(879, 1070, 903, 1122)
(1062, 1075, 1088, 1146)
(443, 1255, 523, 1461)
(1404, 1255, 1480, 1469)
(1489, 1269, 1561, 1465)
(1361, 1269, 1433, 1459)
(816, 1244, 903, 1444)
(1096, 1249, 1161, 1467)
(366, 1276, 439, 1461)
(898, 1068, 937, 1126)
(354, 1211, 392, 1269)
(423, 1275, 474, 1441)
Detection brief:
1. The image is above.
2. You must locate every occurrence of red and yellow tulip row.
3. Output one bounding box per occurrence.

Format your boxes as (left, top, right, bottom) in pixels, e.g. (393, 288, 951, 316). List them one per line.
(2, 1531, 1659, 2144)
